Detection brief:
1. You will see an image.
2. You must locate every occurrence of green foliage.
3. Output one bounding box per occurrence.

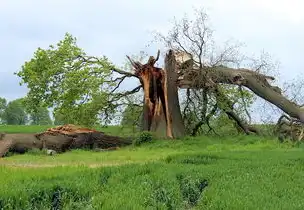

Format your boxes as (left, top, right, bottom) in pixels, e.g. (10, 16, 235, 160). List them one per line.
(53, 111, 66, 125)
(2, 98, 28, 125)
(181, 84, 255, 136)
(176, 174, 208, 207)
(29, 106, 52, 125)
(0, 97, 7, 124)
(133, 131, 154, 146)
(120, 104, 142, 127)
(16, 33, 118, 126)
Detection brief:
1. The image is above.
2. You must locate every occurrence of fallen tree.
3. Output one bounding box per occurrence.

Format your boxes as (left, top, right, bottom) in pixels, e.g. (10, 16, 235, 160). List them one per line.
(126, 50, 303, 138)
(177, 65, 304, 123)
(15, 8, 303, 140)
(0, 124, 132, 157)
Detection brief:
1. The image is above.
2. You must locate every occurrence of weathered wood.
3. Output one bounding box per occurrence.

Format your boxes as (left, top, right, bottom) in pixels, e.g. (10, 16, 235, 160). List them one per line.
(128, 51, 186, 138)
(178, 66, 304, 123)
(0, 125, 132, 157)
(163, 50, 186, 138)
(276, 114, 304, 141)
(0, 139, 14, 157)
(0, 134, 43, 156)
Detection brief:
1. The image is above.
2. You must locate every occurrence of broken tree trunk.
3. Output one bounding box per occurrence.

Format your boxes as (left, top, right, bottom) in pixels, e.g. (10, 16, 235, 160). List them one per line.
(0, 125, 132, 157)
(178, 66, 304, 123)
(276, 114, 304, 141)
(127, 49, 303, 138)
(127, 50, 186, 138)
(163, 50, 186, 137)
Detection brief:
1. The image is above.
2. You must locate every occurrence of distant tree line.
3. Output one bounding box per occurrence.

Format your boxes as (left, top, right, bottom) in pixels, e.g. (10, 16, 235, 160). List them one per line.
(0, 97, 52, 125)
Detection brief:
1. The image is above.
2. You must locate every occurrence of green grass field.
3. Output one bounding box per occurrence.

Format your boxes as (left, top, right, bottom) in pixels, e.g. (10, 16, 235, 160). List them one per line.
(0, 125, 303, 209)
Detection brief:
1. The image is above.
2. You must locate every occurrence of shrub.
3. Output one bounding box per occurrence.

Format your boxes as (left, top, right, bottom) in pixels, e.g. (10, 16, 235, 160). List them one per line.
(133, 131, 154, 146)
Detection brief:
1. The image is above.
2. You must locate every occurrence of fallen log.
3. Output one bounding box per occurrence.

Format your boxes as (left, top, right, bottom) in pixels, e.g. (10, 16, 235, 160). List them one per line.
(0, 125, 132, 157)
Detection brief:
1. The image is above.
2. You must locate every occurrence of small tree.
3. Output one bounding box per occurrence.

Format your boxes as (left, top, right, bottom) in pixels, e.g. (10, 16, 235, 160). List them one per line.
(3, 98, 28, 125)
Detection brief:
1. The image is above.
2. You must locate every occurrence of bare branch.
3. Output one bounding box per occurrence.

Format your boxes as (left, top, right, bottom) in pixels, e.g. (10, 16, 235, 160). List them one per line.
(155, 50, 160, 62)
(238, 85, 252, 124)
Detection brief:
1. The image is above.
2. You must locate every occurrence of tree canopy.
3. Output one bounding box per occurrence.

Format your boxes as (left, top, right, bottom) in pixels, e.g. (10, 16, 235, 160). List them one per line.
(3, 98, 28, 125)
(16, 33, 122, 126)
(29, 106, 52, 125)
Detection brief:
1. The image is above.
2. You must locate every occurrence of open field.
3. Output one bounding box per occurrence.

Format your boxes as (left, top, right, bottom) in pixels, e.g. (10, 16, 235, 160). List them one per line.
(0, 125, 304, 209)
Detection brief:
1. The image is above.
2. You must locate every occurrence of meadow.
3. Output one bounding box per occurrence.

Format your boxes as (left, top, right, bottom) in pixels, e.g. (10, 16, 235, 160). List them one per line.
(0, 125, 304, 209)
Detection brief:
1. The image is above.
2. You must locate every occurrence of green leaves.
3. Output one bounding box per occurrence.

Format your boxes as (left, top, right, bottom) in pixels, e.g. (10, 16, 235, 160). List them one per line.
(29, 106, 52, 125)
(0, 97, 7, 124)
(121, 104, 142, 127)
(16, 33, 119, 126)
(3, 98, 28, 125)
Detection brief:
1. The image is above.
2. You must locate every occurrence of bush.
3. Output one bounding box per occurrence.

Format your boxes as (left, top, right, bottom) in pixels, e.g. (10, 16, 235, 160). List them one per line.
(133, 131, 154, 146)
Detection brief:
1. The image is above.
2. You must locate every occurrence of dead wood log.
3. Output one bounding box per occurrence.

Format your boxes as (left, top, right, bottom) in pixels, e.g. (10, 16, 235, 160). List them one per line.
(0, 125, 132, 157)
(0, 139, 14, 157)
(0, 134, 43, 157)
(36, 124, 132, 151)
(276, 114, 304, 141)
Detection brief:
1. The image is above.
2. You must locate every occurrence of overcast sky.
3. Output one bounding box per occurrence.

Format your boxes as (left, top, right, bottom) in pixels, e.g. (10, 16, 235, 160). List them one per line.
(1, 0, 303, 103)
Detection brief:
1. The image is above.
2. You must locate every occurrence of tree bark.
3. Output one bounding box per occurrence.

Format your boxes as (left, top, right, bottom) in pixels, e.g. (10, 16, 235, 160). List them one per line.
(0, 125, 132, 157)
(127, 50, 303, 138)
(162, 50, 186, 138)
(129, 51, 186, 138)
(178, 66, 304, 123)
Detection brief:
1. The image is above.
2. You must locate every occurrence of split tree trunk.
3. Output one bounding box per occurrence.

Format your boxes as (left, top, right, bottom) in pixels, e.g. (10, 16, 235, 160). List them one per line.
(162, 50, 186, 138)
(128, 50, 186, 138)
(150, 50, 186, 138)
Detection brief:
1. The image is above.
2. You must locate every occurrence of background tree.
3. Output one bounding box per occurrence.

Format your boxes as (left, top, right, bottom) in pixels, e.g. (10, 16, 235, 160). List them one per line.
(16, 33, 140, 127)
(0, 98, 7, 124)
(3, 98, 28, 125)
(53, 111, 66, 125)
(29, 107, 52, 125)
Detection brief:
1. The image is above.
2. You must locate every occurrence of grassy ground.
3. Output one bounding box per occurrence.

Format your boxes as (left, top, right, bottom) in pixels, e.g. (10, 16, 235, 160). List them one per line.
(0, 125, 304, 209)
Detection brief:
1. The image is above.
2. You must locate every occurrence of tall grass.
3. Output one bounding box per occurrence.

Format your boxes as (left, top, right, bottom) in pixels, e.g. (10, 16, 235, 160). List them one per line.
(1, 125, 303, 209)
(1, 146, 304, 209)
